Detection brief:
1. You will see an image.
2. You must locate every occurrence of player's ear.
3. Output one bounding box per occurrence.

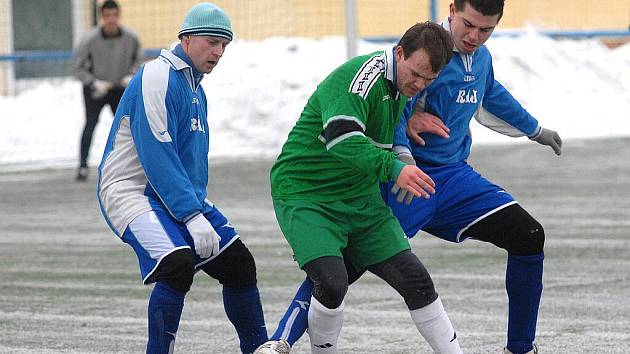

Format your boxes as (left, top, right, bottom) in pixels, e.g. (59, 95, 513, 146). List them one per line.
(180, 35, 191, 50)
(395, 45, 404, 62)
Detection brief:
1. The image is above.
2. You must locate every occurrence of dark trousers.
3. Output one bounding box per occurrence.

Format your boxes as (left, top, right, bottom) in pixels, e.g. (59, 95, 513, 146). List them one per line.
(79, 85, 124, 167)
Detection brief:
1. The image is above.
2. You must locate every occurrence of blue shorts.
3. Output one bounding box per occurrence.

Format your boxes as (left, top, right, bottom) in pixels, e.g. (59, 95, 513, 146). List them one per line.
(382, 161, 516, 243)
(121, 204, 239, 284)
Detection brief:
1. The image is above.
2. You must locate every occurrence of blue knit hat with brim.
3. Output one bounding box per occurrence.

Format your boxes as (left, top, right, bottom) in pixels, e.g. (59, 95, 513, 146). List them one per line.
(178, 2, 233, 41)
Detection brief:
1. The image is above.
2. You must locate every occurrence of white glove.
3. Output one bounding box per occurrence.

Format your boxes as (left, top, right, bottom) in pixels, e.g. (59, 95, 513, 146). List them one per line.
(91, 79, 113, 99)
(120, 75, 132, 87)
(185, 214, 221, 258)
(531, 127, 562, 155)
(390, 152, 418, 204)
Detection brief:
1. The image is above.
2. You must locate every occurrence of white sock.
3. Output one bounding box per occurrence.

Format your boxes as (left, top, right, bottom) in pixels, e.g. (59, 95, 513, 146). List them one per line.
(410, 297, 462, 354)
(307, 296, 344, 353)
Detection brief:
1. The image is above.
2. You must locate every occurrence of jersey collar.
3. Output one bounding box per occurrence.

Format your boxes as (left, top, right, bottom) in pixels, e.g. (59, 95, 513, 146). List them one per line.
(441, 17, 461, 53)
(159, 45, 205, 90)
(383, 47, 401, 99)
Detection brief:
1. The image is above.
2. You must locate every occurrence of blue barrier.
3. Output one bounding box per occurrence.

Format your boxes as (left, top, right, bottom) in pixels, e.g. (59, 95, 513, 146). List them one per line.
(0, 48, 162, 62)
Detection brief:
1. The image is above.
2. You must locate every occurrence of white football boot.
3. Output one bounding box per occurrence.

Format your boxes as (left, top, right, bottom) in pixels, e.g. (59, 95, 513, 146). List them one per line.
(254, 339, 291, 354)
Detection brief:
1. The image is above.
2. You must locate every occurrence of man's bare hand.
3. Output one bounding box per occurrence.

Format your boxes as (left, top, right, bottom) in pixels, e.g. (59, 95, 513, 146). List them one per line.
(394, 165, 435, 199)
(406, 111, 450, 146)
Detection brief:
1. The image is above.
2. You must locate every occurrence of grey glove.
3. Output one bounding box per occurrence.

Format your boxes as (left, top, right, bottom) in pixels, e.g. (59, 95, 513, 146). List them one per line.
(390, 153, 417, 204)
(91, 79, 113, 99)
(531, 128, 562, 155)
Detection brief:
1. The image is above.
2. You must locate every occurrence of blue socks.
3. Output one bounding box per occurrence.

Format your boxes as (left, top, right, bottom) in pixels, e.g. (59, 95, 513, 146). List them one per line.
(223, 285, 269, 353)
(147, 282, 185, 354)
(147, 283, 268, 353)
(505, 252, 544, 353)
(270, 277, 313, 346)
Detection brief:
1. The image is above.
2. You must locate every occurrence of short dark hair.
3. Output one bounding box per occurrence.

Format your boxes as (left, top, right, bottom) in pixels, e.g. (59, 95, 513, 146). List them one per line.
(454, 0, 504, 20)
(398, 21, 453, 73)
(101, 0, 119, 13)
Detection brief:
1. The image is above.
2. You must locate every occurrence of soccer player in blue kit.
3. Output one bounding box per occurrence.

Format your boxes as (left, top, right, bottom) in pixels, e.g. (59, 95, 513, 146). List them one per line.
(255, 1, 562, 353)
(97, 3, 268, 353)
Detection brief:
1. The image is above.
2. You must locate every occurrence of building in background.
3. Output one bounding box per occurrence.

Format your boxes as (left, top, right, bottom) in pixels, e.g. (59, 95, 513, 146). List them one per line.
(105, 0, 630, 49)
(0, 0, 628, 95)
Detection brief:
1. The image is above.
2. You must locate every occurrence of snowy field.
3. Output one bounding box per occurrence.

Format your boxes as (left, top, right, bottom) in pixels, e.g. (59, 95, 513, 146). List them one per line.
(0, 33, 629, 353)
(0, 33, 629, 169)
(1, 137, 629, 353)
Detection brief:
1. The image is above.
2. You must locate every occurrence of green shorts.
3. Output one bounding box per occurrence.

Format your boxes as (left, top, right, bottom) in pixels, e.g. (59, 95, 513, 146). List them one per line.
(272, 193, 410, 270)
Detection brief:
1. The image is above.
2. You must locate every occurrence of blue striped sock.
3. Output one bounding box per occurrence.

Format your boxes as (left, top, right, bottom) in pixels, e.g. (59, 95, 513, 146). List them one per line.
(270, 277, 313, 346)
(223, 285, 269, 353)
(147, 282, 185, 354)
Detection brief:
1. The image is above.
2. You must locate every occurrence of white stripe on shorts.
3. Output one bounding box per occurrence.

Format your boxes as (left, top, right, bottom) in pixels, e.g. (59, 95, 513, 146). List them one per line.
(128, 210, 183, 260)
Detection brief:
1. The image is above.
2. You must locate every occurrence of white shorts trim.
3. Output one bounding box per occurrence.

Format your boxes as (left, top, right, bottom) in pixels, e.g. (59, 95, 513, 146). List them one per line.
(455, 200, 518, 242)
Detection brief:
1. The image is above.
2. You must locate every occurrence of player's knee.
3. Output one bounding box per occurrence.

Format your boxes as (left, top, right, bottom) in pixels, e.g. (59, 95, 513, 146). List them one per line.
(399, 274, 438, 310)
(304, 257, 348, 309)
(312, 274, 348, 309)
(509, 219, 545, 256)
(465, 204, 545, 256)
(201, 239, 258, 288)
(369, 250, 437, 310)
(151, 248, 195, 293)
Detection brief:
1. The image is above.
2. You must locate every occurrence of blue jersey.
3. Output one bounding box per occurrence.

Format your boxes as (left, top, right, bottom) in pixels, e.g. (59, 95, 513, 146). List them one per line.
(97, 45, 214, 236)
(394, 19, 541, 165)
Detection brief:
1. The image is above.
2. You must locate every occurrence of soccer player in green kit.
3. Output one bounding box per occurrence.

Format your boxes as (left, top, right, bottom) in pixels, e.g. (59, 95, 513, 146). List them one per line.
(263, 22, 462, 354)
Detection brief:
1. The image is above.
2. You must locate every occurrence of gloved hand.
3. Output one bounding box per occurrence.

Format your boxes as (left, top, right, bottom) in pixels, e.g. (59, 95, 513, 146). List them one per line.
(531, 127, 562, 155)
(91, 79, 113, 99)
(390, 153, 429, 205)
(185, 214, 221, 258)
(120, 75, 133, 88)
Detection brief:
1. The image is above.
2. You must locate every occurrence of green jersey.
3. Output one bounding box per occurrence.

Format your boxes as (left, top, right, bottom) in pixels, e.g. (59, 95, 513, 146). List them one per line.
(271, 49, 408, 201)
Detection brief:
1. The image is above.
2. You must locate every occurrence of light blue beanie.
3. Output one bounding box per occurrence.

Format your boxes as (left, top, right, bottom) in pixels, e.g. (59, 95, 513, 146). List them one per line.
(178, 2, 233, 41)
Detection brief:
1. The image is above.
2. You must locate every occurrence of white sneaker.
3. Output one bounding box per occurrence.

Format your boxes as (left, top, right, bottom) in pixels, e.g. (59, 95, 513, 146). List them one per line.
(254, 339, 291, 354)
(503, 343, 538, 354)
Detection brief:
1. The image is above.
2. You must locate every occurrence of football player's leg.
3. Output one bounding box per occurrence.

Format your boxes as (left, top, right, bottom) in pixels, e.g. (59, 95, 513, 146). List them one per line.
(423, 164, 543, 353)
(267, 253, 364, 348)
(345, 193, 461, 353)
(201, 238, 268, 354)
(462, 204, 544, 354)
(197, 206, 268, 353)
(302, 256, 348, 354)
(368, 250, 462, 354)
(269, 198, 358, 353)
(123, 211, 195, 354)
(268, 277, 313, 346)
(146, 250, 193, 354)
